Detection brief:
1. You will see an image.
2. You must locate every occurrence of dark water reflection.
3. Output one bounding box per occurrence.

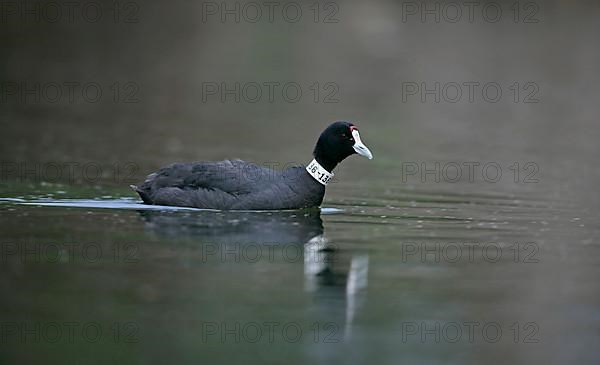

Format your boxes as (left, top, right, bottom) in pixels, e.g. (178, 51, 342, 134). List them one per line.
(0, 202, 374, 364)
(138, 208, 369, 340)
(137, 209, 325, 244)
(1, 185, 597, 364)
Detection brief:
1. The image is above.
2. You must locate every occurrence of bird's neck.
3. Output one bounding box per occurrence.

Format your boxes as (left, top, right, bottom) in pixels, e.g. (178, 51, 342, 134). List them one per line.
(314, 155, 338, 173)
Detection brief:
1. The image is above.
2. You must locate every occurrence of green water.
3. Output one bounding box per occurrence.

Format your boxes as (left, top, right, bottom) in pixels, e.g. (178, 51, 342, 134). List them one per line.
(1, 163, 598, 364)
(1, 0, 600, 364)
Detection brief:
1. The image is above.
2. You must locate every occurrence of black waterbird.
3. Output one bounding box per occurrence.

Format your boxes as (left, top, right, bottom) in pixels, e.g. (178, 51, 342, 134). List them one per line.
(131, 121, 373, 210)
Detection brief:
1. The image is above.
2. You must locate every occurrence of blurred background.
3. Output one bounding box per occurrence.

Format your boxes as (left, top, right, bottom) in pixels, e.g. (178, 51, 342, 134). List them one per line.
(1, 0, 599, 364)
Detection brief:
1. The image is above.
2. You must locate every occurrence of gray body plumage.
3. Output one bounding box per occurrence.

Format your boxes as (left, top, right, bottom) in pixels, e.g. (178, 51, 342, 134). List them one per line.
(133, 159, 325, 210)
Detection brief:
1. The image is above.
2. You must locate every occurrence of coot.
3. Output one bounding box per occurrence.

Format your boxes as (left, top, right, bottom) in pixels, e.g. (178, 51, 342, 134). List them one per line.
(131, 121, 373, 210)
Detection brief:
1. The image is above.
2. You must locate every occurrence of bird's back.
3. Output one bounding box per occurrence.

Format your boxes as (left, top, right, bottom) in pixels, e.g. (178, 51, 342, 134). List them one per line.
(133, 159, 324, 210)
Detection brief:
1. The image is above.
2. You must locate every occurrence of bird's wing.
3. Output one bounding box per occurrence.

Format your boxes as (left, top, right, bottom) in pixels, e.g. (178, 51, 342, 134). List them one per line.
(141, 159, 280, 196)
(183, 159, 280, 194)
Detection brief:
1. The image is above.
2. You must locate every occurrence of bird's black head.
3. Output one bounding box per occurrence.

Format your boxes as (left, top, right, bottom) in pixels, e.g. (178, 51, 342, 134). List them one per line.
(313, 121, 373, 172)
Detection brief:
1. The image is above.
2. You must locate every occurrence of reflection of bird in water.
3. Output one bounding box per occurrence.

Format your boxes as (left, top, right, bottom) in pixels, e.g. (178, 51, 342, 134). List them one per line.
(136, 209, 323, 245)
(304, 236, 369, 340)
(137, 208, 368, 340)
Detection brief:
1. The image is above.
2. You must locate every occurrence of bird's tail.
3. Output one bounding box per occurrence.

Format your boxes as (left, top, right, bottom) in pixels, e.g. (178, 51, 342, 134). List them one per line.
(130, 184, 152, 204)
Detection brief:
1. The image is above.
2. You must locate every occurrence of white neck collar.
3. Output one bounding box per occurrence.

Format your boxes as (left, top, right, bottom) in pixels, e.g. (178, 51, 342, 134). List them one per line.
(306, 159, 334, 185)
